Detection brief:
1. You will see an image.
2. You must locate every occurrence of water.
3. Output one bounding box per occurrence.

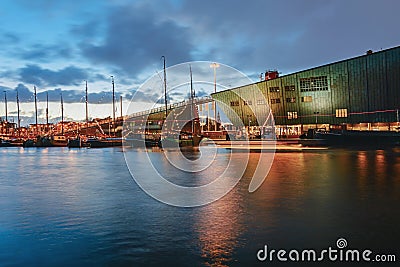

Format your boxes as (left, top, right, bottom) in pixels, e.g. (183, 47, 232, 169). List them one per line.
(0, 147, 399, 266)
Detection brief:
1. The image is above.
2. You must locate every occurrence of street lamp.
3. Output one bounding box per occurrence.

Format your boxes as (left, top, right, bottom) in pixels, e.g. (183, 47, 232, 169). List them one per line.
(210, 62, 220, 131)
(314, 111, 319, 129)
(247, 114, 252, 138)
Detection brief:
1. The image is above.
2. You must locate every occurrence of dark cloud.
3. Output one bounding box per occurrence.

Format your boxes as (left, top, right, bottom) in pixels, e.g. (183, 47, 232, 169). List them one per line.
(37, 88, 124, 104)
(144, 0, 398, 76)
(0, 32, 20, 44)
(6, 42, 74, 62)
(0, 84, 35, 102)
(124, 89, 160, 103)
(81, 4, 193, 76)
(0, 83, 133, 104)
(71, 0, 400, 80)
(19, 64, 88, 87)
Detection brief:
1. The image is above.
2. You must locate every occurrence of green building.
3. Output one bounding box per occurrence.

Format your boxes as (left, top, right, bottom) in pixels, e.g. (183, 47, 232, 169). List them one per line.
(212, 46, 400, 137)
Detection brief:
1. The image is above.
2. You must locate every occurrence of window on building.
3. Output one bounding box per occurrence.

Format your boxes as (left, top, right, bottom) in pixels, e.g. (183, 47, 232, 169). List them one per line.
(299, 76, 328, 92)
(301, 96, 312, 102)
(288, 112, 298, 119)
(284, 85, 296, 91)
(244, 100, 252, 105)
(286, 97, 296, 103)
(336, 108, 348, 118)
(269, 86, 280, 92)
(230, 101, 239, 106)
(271, 98, 281, 104)
(257, 99, 265, 105)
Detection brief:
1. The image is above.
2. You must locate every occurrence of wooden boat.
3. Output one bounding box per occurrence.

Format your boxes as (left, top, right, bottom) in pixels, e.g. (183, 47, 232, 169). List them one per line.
(0, 138, 24, 147)
(87, 137, 123, 148)
(50, 135, 68, 147)
(68, 136, 90, 148)
(159, 65, 202, 149)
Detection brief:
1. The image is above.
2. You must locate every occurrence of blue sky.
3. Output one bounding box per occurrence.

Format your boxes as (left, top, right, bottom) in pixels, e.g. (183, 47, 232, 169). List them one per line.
(0, 0, 400, 123)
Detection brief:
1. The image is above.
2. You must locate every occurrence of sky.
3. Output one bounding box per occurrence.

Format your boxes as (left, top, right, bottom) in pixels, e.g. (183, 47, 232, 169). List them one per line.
(0, 0, 399, 125)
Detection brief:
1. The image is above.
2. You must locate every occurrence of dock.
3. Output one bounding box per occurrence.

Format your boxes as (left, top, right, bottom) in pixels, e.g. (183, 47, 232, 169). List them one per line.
(203, 140, 328, 152)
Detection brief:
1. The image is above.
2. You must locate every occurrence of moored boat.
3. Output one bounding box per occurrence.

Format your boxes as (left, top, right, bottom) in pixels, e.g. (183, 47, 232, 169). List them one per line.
(87, 137, 123, 148)
(0, 138, 24, 147)
(68, 136, 90, 148)
(299, 129, 400, 147)
(50, 135, 68, 147)
(315, 130, 400, 147)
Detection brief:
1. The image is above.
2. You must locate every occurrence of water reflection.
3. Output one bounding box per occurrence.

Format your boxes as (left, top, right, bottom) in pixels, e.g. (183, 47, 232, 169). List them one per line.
(194, 181, 244, 267)
(1, 148, 400, 265)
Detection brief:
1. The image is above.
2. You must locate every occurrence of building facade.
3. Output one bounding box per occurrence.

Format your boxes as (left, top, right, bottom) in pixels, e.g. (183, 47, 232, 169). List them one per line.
(212, 46, 400, 136)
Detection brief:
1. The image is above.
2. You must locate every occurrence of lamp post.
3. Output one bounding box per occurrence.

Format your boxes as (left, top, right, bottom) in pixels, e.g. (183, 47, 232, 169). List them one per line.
(210, 62, 220, 131)
(247, 114, 252, 138)
(314, 111, 319, 129)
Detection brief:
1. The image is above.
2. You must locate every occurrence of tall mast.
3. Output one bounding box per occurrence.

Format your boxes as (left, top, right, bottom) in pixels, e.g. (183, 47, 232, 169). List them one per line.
(111, 75, 115, 136)
(85, 80, 89, 131)
(60, 92, 64, 135)
(46, 91, 49, 132)
(120, 95, 123, 119)
(4, 91, 7, 134)
(16, 89, 20, 131)
(34, 86, 38, 133)
(210, 63, 220, 131)
(190, 65, 194, 134)
(4, 91, 7, 122)
(161, 56, 167, 119)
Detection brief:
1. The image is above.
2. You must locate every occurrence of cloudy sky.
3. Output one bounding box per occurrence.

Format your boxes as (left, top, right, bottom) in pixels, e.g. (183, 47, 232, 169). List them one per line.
(0, 0, 399, 124)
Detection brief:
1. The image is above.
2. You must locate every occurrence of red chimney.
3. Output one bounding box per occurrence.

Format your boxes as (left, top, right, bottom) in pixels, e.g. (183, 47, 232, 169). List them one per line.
(265, 70, 279, 80)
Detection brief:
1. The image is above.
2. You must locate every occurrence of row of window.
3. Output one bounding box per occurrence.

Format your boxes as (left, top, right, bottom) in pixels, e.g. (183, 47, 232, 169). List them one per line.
(230, 96, 314, 106)
(269, 85, 296, 92)
(299, 76, 329, 92)
(228, 101, 349, 119)
(268, 78, 329, 93)
(271, 96, 313, 104)
(287, 109, 348, 119)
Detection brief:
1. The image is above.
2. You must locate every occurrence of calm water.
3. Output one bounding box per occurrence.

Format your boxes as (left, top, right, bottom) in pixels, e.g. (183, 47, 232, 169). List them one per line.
(0, 147, 399, 266)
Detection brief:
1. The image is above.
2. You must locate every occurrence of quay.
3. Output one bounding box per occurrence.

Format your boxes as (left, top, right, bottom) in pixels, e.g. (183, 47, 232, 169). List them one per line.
(203, 139, 328, 152)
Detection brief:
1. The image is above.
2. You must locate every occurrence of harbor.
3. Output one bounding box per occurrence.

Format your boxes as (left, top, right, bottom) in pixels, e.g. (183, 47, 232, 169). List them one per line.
(1, 1, 400, 266)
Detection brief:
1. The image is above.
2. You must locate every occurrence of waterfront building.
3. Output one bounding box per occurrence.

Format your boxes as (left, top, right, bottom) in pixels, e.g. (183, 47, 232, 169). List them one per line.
(212, 46, 400, 138)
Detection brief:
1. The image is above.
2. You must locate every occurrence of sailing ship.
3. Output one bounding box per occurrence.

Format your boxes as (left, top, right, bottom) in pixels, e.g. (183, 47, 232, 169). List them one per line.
(68, 81, 90, 148)
(159, 65, 202, 148)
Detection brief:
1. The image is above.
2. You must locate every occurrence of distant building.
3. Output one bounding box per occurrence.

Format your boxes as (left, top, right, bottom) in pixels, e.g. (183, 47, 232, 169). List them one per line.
(212, 46, 400, 137)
